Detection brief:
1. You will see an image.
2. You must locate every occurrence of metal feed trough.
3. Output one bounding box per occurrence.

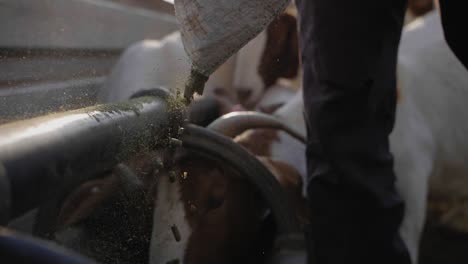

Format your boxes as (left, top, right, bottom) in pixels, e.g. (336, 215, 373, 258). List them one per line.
(0, 89, 307, 264)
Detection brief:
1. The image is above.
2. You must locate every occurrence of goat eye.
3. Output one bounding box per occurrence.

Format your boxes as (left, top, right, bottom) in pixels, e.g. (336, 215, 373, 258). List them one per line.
(207, 196, 224, 210)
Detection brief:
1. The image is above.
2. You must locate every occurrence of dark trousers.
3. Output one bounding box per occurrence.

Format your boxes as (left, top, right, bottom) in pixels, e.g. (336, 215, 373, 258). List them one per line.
(295, 0, 411, 263)
(439, 1, 468, 70)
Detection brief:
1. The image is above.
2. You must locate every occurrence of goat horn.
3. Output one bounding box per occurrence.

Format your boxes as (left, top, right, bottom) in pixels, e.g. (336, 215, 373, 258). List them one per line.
(207, 111, 306, 143)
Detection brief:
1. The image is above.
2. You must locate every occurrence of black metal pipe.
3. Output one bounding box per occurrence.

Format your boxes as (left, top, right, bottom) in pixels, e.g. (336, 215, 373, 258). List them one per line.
(0, 93, 179, 220)
(0, 164, 11, 225)
(0, 231, 96, 264)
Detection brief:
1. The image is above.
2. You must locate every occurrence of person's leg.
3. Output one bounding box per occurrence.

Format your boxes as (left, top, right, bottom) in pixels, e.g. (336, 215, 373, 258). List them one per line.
(438, 0, 468, 69)
(295, 0, 411, 263)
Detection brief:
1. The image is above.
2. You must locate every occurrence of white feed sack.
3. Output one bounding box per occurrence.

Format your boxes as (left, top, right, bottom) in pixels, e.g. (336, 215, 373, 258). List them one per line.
(174, 0, 290, 77)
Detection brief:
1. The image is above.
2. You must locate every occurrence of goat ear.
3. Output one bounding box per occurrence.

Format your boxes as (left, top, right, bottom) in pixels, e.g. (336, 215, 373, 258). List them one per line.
(256, 157, 311, 225)
(256, 157, 302, 192)
(408, 0, 434, 16)
(258, 13, 300, 88)
(57, 174, 119, 228)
